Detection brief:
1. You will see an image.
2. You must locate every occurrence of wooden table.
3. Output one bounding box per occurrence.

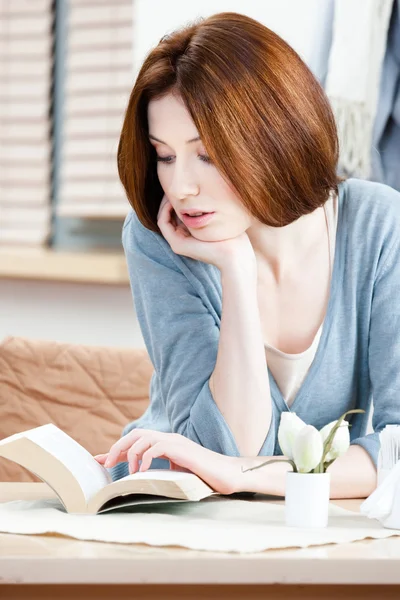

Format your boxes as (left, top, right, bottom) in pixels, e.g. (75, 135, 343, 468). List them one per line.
(1, 483, 400, 599)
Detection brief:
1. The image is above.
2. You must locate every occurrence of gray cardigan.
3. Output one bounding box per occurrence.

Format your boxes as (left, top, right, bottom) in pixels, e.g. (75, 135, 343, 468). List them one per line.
(371, 0, 400, 190)
(111, 177, 400, 480)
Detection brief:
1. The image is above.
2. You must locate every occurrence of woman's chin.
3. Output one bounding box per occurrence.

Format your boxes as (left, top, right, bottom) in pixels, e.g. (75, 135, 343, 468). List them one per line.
(192, 232, 231, 242)
(191, 226, 242, 243)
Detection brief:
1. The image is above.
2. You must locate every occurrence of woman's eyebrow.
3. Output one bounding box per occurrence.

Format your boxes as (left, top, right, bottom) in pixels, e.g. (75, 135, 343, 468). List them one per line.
(149, 134, 201, 144)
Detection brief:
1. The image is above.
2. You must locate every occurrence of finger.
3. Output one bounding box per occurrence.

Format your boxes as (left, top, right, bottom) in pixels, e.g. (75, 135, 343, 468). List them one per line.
(127, 437, 154, 474)
(158, 204, 193, 249)
(139, 440, 191, 472)
(157, 196, 173, 224)
(104, 429, 150, 467)
(105, 445, 128, 468)
(139, 442, 170, 472)
(176, 221, 191, 237)
(94, 453, 108, 463)
(101, 451, 132, 466)
(157, 200, 176, 235)
(157, 195, 169, 220)
(157, 200, 188, 238)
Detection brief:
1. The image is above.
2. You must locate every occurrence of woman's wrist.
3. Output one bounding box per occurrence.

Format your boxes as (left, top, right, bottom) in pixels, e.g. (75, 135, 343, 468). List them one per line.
(219, 258, 257, 285)
(231, 455, 292, 496)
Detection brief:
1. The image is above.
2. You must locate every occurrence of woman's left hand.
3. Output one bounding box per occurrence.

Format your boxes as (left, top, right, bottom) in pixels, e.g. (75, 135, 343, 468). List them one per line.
(157, 195, 257, 274)
(94, 429, 239, 495)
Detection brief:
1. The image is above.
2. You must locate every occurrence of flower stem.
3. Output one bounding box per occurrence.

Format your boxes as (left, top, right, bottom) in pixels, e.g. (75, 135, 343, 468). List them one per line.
(241, 458, 297, 473)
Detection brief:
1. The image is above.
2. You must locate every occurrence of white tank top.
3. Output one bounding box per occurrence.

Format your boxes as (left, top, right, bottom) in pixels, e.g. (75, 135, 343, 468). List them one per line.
(264, 191, 339, 406)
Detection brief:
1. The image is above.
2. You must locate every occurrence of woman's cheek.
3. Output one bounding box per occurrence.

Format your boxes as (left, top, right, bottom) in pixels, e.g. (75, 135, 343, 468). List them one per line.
(157, 170, 168, 191)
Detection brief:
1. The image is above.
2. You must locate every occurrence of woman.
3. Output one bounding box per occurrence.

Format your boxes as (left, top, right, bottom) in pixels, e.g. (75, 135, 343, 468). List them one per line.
(95, 12, 400, 499)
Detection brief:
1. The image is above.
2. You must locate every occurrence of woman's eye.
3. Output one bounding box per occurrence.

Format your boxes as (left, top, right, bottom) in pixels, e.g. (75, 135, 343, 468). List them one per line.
(156, 155, 212, 165)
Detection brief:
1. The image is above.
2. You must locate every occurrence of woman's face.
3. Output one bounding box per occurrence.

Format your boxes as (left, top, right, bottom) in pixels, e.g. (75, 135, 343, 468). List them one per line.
(147, 93, 254, 241)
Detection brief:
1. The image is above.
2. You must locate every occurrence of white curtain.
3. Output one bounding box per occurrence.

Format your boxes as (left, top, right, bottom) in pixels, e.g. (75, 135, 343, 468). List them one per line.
(57, 0, 132, 219)
(0, 0, 52, 246)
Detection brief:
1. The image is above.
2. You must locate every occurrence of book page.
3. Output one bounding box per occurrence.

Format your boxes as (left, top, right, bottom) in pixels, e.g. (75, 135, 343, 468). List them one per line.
(88, 468, 216, 513)
(117, 470, 198, 483)
(99, 496, 187, 513)
(1, 424, 112, 503)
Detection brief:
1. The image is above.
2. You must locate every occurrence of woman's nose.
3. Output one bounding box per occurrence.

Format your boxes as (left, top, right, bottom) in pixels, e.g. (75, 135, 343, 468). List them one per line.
(169, 165, 200, 199)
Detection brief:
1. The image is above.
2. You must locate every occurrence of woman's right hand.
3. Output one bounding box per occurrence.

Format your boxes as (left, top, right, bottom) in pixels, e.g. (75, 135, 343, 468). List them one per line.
(157, 195, 257, 274)
(94, 429, 240, 496)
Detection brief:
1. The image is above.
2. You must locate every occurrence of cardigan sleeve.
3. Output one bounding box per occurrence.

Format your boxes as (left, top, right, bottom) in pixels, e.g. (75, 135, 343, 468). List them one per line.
(350, 201, 400, 468)
(122, 211, 276, 457)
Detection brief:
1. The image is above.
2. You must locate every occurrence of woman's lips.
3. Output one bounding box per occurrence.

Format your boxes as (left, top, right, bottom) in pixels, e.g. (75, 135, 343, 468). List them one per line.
(180, 212, 216, 228)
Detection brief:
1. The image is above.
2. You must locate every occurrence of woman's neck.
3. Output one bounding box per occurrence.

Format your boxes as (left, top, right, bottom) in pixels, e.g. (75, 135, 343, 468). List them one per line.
(246, 205, 328, 283)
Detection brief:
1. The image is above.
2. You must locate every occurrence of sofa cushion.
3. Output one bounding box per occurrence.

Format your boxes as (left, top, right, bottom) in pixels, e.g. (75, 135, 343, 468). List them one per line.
(0, 336, 153, 482)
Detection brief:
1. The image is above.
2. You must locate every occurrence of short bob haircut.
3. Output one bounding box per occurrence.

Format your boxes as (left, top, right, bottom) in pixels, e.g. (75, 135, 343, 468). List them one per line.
(118, 11, 343, 231)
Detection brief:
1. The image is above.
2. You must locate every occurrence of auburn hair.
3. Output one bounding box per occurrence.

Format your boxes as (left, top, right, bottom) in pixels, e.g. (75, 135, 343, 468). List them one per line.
(118, 12, 343, 231)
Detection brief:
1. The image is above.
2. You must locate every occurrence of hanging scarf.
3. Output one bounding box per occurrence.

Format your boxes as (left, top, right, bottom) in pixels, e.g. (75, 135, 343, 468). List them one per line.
(325, 0, 394, 178)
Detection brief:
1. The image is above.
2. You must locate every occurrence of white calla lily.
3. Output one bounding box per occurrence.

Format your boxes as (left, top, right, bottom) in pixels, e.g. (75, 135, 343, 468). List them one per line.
(242, 409, 365, 477)
(278, 412, 307, 459)
(320, 420, 350, 462)
(292, 425, 324, 473)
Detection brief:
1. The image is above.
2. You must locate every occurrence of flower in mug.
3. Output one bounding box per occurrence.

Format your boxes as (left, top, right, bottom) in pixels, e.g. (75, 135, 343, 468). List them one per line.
(292, 425, 324, 473)
(241, 409, 365, 475)
(278, 412, 307, 459)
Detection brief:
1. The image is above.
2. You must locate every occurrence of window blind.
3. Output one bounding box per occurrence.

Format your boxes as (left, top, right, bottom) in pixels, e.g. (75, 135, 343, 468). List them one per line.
(0, 0, 53, 246)
(57, 0, 133, 219)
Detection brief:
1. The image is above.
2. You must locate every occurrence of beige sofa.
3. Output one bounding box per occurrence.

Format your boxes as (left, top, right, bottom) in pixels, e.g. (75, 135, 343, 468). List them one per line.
(0, 336, 154, 482)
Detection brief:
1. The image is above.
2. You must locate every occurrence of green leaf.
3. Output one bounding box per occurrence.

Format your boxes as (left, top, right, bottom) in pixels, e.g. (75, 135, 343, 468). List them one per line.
(241, 458, 297, 473)
(313, 458, 335, 473)
(317, 409, 365, 473)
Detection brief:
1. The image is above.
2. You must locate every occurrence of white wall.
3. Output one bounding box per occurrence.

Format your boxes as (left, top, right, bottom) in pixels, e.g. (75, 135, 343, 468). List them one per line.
(0, 279, 145, 348)
(132, 0, 333, 80)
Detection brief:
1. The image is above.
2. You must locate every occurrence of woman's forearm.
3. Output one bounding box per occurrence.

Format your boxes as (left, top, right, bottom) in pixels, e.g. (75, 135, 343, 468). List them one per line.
(232, 444, 377, 499)
(209, 262, 272, 456)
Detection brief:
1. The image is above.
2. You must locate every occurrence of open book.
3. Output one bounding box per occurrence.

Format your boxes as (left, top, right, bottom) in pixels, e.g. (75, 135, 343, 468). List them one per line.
(0, 424, 216, 514)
